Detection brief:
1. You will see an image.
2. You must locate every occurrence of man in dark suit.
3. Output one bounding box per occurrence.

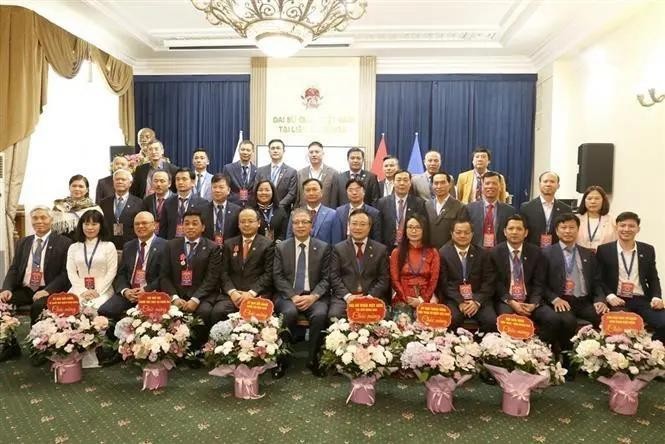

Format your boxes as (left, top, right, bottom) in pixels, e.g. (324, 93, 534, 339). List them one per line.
(1, 206, 72, 326)
(160, 210, 221, 345)
(335, 179, 382, 242)
(596, 212, 664, 341)
(202, 174, 241, 246)
(426, 171, 468, 248)
(295, 141, 339, 209)
(378, 155, 399, 198)
(98, 212, 168, 322)
(519, 171, 571, 248)
(376, 170, 426, 252)
(159, 168, 209, 240)
(95, 155, 129, 204)
(438, 219, 497, 332)
(287, 178, 342, 245)
(99, 169, 143, 250)
(273, 208, 331, 378)
(222, 139, 258, 207)
(256, 139, 298, 212)
(212, 209, 274, 326)
(467, 171, 516, 249)
(336, 148, 380, 207)
(142, 170, 174, 237)
(329, 209, 390, 319)
(130, 139, 178, 197)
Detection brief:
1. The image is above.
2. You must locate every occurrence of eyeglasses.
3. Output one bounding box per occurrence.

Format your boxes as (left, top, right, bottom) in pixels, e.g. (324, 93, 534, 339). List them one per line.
(406, 225, 422, 230)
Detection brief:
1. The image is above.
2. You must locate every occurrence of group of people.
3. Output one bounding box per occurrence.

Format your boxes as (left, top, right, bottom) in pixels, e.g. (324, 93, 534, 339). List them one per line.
(1, 131, 662, 380)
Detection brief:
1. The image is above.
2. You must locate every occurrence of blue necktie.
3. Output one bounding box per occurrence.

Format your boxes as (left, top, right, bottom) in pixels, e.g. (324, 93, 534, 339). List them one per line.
(32, 238, 44, 269)
(294, 243, 306, 293)
(114, 197, 124, 220)
(241, 166, 248, 187)
(216, 205, 224, 233)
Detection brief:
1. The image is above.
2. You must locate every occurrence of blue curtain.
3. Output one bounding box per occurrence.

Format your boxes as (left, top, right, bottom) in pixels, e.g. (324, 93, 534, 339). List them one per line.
(134, 75, 250, 174)
(376, 74, 536, 206)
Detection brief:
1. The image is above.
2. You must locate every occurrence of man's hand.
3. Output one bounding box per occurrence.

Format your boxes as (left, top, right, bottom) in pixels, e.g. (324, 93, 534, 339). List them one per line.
(430, 295, 439, 304)
(80, 290, 99, 301)
(522, 303, 536, 314)
(594, 302, 610, 314)
(346, 294, 361, 304)
(294, 294, 317, 311)
(183, 299, 199, 313)
(459, 301, 479, 317)
(507, 300, 529, 316)
(230, 291, 251, 308)
(650, 298, 664, 310)
(607, 295, 625, 307)
(123, 288, 141, 302)
(173, 298, 186, 309)
(0, 290, 12, 303)
(552, 297, 571, 312)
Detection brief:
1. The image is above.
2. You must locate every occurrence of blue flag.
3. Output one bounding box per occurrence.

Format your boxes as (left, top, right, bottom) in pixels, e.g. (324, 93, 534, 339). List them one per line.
(407, 132, 424, 174)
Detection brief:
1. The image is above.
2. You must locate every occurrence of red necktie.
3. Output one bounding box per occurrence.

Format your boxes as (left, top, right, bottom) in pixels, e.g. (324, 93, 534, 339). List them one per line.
(483, 203, 495, 234)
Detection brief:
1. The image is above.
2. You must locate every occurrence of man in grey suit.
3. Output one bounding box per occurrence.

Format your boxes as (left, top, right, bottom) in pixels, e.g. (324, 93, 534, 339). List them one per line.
(273, 208, 331, 378)
(426, 171, 468, 249)
(256, 139, 298, 212)
(411, 150, 456, 200)
(295, 141, 339, 209)
(192, 149, 214, 201)
(328, 209, 390, 319)
(467, 171, 516, 249)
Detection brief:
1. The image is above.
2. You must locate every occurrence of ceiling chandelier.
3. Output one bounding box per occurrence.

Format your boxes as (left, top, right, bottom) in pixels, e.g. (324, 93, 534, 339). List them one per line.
(191, 0, 368, 58)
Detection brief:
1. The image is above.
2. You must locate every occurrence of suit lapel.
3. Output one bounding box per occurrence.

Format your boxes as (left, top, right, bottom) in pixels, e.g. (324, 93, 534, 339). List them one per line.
(307, 241, 319, 283)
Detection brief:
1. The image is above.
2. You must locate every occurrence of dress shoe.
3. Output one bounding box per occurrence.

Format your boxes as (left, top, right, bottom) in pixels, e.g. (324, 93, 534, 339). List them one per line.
(98, 347, 123, 367)
(479, 371, 497, 385)
(271, 360, 288, 379)
(0, 338, 21, 362)
(307, 360, 326, 378)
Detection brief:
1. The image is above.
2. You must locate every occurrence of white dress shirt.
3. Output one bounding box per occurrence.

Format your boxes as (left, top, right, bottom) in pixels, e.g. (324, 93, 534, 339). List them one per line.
(22, 231, 51, 288)
(66, 239, 118, 309)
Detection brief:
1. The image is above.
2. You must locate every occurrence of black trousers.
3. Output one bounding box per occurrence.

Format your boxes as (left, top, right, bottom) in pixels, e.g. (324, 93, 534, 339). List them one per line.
(449, 302, 497, 333)
(276, 297, 329, 363)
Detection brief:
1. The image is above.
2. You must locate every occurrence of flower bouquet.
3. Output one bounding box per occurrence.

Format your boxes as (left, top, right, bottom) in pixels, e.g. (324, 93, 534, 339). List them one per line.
(26, 307, 108, 384)
(321, 318, 403, 406)
(203, 312, 289, 399)
(0, 302, 21, 361)
(479, 332, 566, 416)
(401, 328, 481, 413)
(571, 325, 665, 415)
(114, 306, 192, 390)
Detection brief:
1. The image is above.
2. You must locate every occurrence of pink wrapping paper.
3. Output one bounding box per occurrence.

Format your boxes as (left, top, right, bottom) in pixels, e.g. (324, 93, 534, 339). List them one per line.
(209, 363, 276, 399)
(142, 360, 174, 391)
(597, 372, 657, 415)
(424, 374, 473, 414)
(346, 375, 378, 406)
(485, 364, 549, 417)
(50, 354, 83, 384)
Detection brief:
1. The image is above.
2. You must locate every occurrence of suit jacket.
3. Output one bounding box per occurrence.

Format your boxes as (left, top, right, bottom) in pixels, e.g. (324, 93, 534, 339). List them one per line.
(131, 161, 178, 197)
(466, 200, 517, 248)
(330, 238, 390, 305)
(596, 241, 661, 300)
(222, 161, 258, 206)
(287, 205, 343, 245)
(113, 236, 168, 294)
(542, 243, 605, 304)
(2, 233, 72, 294)
(158, 194, 209, 240)
(99, 194, 144, 250)
(193, 171, 213, 201)
(256, 163, 298, 211)
(273, 237, 331, 300)
(160, 237, 220, 301)
(378, 180, 393, 198)
(519, 197, 572, 246)
(335, 204, 382, 243)
(201, 200, 242, 242)
(425, 197, 468, 249)
(412, 172, 457, 201)
(220, 235, 274, 297)
(142, 191, 174, 228)
(456, 170, 508, 204)
(254, 205, 288, 241)
(491, 242, 545, 305)
(295, 164, 339, 209)
(337, 170, 381, 207)
(438, 243, 496, 306)
(376, 194, 426, 249)
(95, 176, 114, 205)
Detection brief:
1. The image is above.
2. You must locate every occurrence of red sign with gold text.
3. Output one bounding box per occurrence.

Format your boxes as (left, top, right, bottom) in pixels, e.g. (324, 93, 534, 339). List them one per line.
(497, 314, 535, 340)
(416, 303, 452, 329)
(138, 292, 172, 318)
(601, 311, 645, 335)
(47, 293, 80, 316)
(240, 298, 274, 321)
(347, 297, 386, 324)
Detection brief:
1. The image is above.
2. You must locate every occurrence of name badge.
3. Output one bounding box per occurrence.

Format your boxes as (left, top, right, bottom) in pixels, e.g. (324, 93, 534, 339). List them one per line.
(153, 221, 160, 235)
(540, 234, 552, 248)
(29, 270, 43, 290)
(175, 224, 184, 237)
(459, 283, 473, 301)
(510, 283, 525, 302)
(483, 233, 495, 248)
(619, 281, 634, 298)
(214, 234, 224, 246)
(564, 279, 575, 296)
(239, 188, 249, 201)
(265, 228, 274, 241)
(84, 276, 96, 290)
(181, 270, 193, 287)
(113, 223, 124, 236)
(132, 269, 146, 288)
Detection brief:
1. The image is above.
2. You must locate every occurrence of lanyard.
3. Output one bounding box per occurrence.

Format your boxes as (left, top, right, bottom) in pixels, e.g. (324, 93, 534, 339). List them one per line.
(407, 248, 427, 275)
(564, 247, 577, 276)
(83, 239, 101, 274)
(620, 250, 636, 277)
(587, 216, 601, 242)
(185, 242, 197, 268)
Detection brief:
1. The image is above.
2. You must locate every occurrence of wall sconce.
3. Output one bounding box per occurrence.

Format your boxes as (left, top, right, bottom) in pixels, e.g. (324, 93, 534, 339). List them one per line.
(637, 88, 664, 107)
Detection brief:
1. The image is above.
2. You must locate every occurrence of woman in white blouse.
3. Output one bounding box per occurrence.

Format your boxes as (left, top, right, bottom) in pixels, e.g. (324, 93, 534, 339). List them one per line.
(576, 185, 617, 251)
(66, 209, 118, 310)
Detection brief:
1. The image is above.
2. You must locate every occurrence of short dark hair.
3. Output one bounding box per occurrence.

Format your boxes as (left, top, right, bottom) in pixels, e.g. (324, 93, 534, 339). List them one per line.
(308, 141, 323, 150)
(382, 155, 398, 163)
(577, 185, 610, 216)
(192, 149, 209, 157)
(253, 179, 279, 207)
(349, 208, 372, 226)
(505, 214, 528, 230)
(302, 178, 322, 189)
(152, 170, 172, 182)
(175, 168, 195, 181)
(538, 171, 560, 183)
(554, 212, 580, 228)
(240, 140, 255, 150)
(182, 209, 204, 224)
(394, 169, 412, 180)
(69, 175, 90, 198)
(616, 211, 641, 226)
(432, 171, 453, 183)
(482, 171, 501, 182)
(451, 218, 473, 232)
(345, 178, 365, 190)
(347, 147, 364, 160)
(472, 146, 492, 160)
(211, 173, 230, 187)
(75, 209, 110, 242)
(267, 139, 285, 149)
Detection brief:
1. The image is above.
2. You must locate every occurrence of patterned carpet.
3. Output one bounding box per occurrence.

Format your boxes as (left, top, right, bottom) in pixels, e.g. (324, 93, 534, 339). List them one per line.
(1, 321, 664, 444)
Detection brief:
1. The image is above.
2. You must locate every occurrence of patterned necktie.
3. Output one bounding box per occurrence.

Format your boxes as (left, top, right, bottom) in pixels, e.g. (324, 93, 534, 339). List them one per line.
(355, 241, 364, 269)
(241, 166, 248, 187)
(114, 197, 124, 220)
(179, 198, 188, 219)
(475, 175, 482, 201)
(483, 203, 495, 234)
(271, 165, 279, 184)
(512, 249, 522, 282)
(32, 238, 44, 269)
(156, 197, 164, 216)
(310, 209, 317, 234)
(242, 238, 252, 261)
(196, 174, 203, 195)
(216, 205, 224, 232)
(294, 243, 306, 293)
(132, 241, 147, 288)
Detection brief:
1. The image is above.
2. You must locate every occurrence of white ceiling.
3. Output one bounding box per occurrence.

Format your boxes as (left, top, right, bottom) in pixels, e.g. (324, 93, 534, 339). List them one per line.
(10, 0, 650, 74)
